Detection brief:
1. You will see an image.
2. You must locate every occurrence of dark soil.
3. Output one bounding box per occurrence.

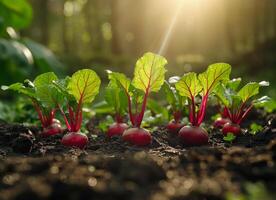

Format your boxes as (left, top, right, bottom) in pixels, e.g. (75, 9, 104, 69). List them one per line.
(0, 111, 276, 200)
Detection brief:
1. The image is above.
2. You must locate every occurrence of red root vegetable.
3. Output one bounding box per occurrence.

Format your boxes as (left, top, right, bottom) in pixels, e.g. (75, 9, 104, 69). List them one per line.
(41, 119, 62, 136)
(42, 122, 63, 136)
(175, 63, 231, 146)
(178, 126, 209, 146)
(109, 53, 167, 146)
(107, 123, 128, 137)
(214, 81, 269, 136)
(56, 69, 101, 149)
(61, 132, 88, 149)
(213, 117, 231, 129)
(122, 128, 152, 146)
(222, 122, 241, 136)
(166, 121, 184, 134)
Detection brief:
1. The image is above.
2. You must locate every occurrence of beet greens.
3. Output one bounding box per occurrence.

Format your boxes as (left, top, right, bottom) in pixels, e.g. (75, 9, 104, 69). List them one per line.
(108, 52, 167, 145)
(214, 78, 269, 135)
(163, 77, 186, 133)
(176, 63, 231, 127)
(53, 69, 101, 148)
(175, 63, 231, 145)
(1, 72, 63, 136)
(105, 71, 129, 137)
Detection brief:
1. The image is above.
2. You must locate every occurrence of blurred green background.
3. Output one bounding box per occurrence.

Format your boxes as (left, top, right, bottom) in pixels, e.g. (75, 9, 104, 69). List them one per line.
(1, 0, 276, 122)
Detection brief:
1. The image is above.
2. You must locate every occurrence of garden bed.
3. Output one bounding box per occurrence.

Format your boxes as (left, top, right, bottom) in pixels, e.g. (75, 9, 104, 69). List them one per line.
(0, 112, 275, 200)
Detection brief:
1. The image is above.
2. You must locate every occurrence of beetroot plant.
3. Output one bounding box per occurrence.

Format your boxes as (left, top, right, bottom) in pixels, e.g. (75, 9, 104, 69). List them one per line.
(108, 52, 167, 146)
(1, 72, 63, 136)
(214, 79, 269, 136)
(104, 71, 129, 137)
(163, 77, 186, 134)
(53, 69, 101, 149)
(213, 78, 241, 128)
(175, 63, 231, 146)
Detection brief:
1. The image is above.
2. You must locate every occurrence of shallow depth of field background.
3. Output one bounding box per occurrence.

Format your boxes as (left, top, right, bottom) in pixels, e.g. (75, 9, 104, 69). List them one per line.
(27, 0, 276, 94)
(0, 0, 276, 121)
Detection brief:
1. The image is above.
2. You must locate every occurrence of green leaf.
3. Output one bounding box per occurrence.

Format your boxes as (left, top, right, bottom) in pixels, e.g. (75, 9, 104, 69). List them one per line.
(22, 39, 64, 74)
(130, 86, 144, 104)
(227, 78, 242, 91)
(132, 52, 167, 93)
(107, 71, 131, 92)
(253, 96, 270, 105)
(0, 39, 33, 84)
(213, 84, 230, 106)
(97, 115, 114, 132)
(34, 72, 58, 87)
(104, 81, 128, 115)
(1, 82, 35, 98)
(35, 85, 62, 108)
(163, 81, 177, 108)
(0, 0, 32, 30)
(92, 101, 113, 115)
(250, 123, 263, 135)
(147, 98, 169, 121)
(175, 72, 202, 99)
(237, 82, 260, 102)
(33, 72, 62, 107)
(67, 69, 101, 104)
(198, 63, 231, 94)
(231, 95, 242, 111)
(223, 133, 236, 142)
(254, 98, 276, 113)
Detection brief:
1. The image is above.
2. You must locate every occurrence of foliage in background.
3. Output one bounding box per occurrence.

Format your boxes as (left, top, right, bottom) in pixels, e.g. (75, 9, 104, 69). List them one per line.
(0, 97, 37, 124)
(0, 0, 64, 87)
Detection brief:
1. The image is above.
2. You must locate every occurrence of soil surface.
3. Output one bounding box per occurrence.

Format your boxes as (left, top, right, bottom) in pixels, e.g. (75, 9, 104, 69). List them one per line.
(0, 110, 276, 200)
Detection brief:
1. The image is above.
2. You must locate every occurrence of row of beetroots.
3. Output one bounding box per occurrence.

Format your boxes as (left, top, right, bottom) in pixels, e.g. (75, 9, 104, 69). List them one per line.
(2, 52, 269, 148)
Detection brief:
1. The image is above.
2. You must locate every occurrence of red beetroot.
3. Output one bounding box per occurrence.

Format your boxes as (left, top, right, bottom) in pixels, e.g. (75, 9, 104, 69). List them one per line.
(61, 132, 88, 149)
(107, 54, 167, 147)
(122, 128, 152, 146)
(178, 126, 209, 146)
(175, 64, 231, 146)
(222, 122, 241, 136)
(213, 117, 231, 129)
(42, 123, 63, 136)
(107, 123, 128, 137)
(166, 121, 184, 134)
(41, 119, 63, 136)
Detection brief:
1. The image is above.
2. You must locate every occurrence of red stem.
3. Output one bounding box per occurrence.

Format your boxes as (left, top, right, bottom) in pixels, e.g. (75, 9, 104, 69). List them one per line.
(75, 109, 82, 132)
(224, 107, 232, 120)
(197, 94, 209, 126)
(237, 104, 253, 125)
(222, 107, 228, 118)
(173, 110, 181, 123)
(189, 103, 194, 125)
(44, 109, 56, 127)
(191, 96, 197, 126)
(126, 91, 135, 126)
(68, 104, 75, 129)
(235, 101, 247, 123)
(136, 88, 149, 127)
(74, 99, 83, 130)
(32, 101, 46, 128)
(115, 114, 123, 123)
(58, 104, 71, 131)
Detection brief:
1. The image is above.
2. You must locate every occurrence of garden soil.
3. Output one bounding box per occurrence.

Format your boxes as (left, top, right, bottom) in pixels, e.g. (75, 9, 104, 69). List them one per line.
(0, 110, 275, 200)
